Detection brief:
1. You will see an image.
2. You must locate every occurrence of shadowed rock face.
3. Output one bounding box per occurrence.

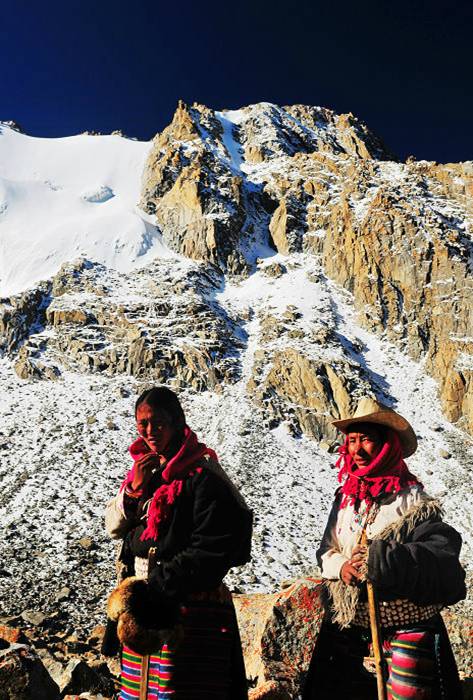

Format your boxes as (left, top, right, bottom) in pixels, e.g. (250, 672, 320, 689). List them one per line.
(138, 101, 472, 435)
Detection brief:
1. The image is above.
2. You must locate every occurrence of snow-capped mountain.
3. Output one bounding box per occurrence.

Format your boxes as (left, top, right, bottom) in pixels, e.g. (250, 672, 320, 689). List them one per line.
(0, 104, 471, 640)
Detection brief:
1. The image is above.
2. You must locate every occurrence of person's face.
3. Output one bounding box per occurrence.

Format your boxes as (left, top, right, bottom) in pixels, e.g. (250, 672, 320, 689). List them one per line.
(347, 427, 383, 469)
(136, 402, 175, 455)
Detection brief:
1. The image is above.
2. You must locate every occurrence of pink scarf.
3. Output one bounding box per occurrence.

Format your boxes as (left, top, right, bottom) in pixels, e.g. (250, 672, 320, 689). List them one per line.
(336, 429, 421, 508)
(121, 425, 218, 541)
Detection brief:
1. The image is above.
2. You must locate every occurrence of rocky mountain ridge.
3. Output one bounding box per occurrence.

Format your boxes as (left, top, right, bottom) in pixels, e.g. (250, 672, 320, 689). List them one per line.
(1, 100, 472, 436)
(139, 100, 473, 434)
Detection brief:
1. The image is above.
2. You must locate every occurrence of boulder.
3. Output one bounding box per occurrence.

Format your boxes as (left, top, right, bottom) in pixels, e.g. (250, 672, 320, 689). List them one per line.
(20, 611, 47, 626)
(0, 625, 26, 644)
(60, 659, 115, 696)
(234, 578, 324, 697)
(34, 649, 66, 692)
(442, 610, 473, 678)
(0, 643, 60, 699)
(260, 262, 287, 278)
(249, 680, 291, 699)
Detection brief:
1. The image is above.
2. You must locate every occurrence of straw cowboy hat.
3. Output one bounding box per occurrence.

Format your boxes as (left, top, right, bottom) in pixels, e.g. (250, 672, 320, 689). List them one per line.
(332, 397, 418, 458)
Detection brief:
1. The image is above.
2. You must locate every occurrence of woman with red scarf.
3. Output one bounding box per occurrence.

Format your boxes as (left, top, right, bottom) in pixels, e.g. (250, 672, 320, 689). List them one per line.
(104, 387, 251, 699)
(303, 398, 466, 700)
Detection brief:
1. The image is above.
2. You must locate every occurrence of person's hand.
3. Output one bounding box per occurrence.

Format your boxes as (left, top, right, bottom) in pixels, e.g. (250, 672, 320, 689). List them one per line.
(131, 453, 161, 491)
(340, 561, 363, 586)
(340, 542, 368, 586)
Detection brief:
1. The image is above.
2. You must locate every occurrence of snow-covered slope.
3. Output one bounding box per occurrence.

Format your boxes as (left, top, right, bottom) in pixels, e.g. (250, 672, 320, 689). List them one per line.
(0, 254, 472, 635)
(0, 124, 177, 296)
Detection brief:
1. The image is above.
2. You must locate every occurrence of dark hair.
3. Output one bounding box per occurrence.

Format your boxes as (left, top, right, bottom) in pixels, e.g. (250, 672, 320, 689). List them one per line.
(135, 386, 186, 434)
(345, 422, 387, 443)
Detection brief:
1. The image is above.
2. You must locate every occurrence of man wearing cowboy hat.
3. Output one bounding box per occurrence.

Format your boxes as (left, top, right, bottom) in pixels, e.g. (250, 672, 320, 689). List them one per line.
(303, 397, 466, 699)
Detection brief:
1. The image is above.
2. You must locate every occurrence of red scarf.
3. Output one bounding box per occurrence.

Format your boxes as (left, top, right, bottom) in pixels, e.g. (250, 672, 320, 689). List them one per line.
(336, 429, 421, 509)
(121, 426, 218, 541)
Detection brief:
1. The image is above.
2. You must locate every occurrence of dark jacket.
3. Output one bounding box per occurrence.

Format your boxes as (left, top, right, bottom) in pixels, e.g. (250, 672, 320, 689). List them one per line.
(108, 466, 252, 601)
(367, 512, 466, 606)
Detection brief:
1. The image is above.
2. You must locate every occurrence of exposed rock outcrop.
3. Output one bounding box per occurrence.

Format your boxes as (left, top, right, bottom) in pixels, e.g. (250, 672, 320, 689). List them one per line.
(138, 101, 473, 434)
(139, 101, 395, 271)
(320, 165, 473, 432)
(140, 101, 259, 270)
(0, 284, 51, 355)
(269, 195, 307, 255)
(249, 347, 372, 441)
(246, 287, 374, 440)
(0, 258, 243, 391)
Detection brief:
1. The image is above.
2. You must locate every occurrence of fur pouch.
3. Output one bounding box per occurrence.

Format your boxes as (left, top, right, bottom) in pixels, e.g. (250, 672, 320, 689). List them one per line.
(107, 576, 181, 655)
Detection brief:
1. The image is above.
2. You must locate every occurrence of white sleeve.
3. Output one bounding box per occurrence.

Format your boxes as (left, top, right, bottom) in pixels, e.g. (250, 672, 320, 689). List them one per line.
(318, 497, 350, 580)
(321, 550, 350, 580)
(104, 489, 131, 540)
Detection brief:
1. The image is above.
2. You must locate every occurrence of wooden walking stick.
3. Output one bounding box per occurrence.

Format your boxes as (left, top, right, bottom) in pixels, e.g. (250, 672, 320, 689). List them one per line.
(361, 530, 388, 700)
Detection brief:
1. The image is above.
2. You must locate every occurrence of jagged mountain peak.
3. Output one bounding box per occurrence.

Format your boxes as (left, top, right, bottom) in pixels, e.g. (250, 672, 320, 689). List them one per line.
(159, 99, 395, 164)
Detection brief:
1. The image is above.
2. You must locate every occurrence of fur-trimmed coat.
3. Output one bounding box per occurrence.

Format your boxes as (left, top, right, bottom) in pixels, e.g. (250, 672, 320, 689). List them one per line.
(317, 485, 466, 627)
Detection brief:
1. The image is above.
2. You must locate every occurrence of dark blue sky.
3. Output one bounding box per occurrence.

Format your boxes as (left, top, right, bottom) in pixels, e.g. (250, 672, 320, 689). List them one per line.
(2, 0, 472, 162)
